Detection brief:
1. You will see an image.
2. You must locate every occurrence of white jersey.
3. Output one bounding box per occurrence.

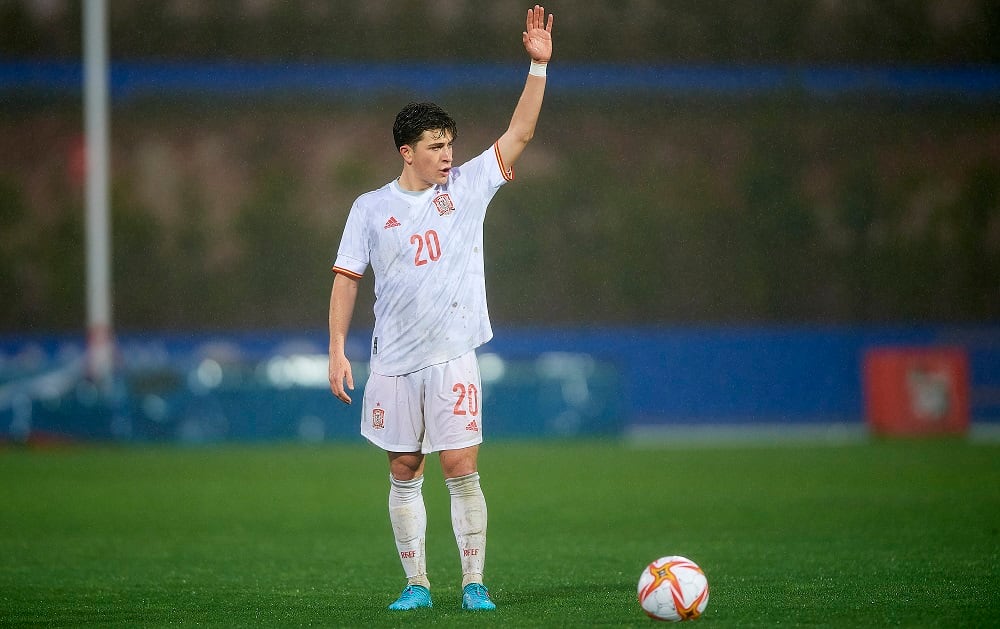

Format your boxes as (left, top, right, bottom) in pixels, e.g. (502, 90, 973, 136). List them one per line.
(333, 142, 513, 376)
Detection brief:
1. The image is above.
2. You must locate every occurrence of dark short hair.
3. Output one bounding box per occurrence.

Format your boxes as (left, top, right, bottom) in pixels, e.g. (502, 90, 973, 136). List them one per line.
(392, 102, 458, 150)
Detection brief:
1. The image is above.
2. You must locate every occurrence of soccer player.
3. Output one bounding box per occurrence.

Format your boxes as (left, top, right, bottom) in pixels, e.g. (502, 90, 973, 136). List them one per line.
(327, 4, 554, 613)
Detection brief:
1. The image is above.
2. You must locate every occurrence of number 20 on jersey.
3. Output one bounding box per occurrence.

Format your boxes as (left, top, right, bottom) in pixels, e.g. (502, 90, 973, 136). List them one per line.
(411, 230, 441, 266)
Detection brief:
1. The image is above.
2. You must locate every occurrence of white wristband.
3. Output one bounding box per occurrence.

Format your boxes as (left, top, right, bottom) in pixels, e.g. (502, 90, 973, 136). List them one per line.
(529, 61, 547, 77)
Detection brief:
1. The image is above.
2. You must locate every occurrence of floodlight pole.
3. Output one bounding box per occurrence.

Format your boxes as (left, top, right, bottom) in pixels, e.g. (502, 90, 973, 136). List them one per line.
(83, 0, 114, 387)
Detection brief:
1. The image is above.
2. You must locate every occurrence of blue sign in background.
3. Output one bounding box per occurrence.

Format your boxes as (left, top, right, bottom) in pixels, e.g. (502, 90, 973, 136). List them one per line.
(3, 60, 1000, 101)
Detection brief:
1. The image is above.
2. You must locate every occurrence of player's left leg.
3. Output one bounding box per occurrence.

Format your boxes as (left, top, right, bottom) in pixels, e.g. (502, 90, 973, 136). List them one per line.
(425, 352, 495, 610)
(440, 450, 486, 586)
(441, 448, 495, 611)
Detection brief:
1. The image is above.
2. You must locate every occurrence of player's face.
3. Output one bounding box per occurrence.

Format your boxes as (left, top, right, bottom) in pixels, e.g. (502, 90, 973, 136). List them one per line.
(405, 128, 454, 189)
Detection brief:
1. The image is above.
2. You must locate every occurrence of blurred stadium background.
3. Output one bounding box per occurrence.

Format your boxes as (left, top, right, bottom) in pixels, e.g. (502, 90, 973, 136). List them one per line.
(1, 0, 999, 445)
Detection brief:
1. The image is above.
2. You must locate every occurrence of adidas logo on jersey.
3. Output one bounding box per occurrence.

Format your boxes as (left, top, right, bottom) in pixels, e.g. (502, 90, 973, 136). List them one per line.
(384, 216, 401, 229)
(465, 419, 479, 432)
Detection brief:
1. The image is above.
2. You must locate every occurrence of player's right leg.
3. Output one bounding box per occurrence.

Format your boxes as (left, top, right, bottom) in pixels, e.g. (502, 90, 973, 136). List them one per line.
(386, 457, 432, 610)
(362, 372, 433, 610)
(388, 455, 430, 576)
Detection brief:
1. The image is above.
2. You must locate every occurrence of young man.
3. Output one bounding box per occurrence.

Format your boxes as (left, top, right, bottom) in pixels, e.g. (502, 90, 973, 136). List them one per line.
(327, 5, 553, 613)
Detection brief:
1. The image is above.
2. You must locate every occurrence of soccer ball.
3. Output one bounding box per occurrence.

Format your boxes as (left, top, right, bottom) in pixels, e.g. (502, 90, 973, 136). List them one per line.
(637, 556, 709, 621)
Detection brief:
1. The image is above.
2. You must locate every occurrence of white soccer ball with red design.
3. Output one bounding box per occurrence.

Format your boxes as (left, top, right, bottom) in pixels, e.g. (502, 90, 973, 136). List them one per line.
(637, 556, 709, 621)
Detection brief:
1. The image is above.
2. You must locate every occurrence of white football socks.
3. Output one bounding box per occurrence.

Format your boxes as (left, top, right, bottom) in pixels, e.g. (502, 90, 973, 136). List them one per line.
(388, 474, 430, 589)
(445, 472, 488, 588)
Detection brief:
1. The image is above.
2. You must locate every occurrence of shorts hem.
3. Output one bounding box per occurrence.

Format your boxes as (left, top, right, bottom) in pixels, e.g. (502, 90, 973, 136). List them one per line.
(422, 436, 484, 454)
(362, 432, 420, 454)
(362, 432, 483, 454)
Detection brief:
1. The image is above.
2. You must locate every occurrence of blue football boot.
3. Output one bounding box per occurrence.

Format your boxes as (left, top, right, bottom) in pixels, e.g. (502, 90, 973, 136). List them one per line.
(461, 583, 496, 611)
(388, 584, 432, 610)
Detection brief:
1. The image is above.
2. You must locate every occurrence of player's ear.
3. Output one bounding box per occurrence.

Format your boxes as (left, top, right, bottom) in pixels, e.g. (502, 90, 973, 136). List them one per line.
(399, 144, 413, 164)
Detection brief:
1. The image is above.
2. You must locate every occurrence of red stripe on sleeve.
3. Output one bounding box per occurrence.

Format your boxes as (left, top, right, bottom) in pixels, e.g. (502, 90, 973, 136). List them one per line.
(332, 266, 363, 280)
(494, 142, 514, 182)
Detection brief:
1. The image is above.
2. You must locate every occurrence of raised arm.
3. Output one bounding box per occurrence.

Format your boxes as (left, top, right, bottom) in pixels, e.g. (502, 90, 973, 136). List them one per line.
(495, 5, 554, 169)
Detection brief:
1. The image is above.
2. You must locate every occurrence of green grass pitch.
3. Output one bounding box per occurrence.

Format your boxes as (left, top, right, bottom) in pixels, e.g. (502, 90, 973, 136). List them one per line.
(1, 438, 998, 626)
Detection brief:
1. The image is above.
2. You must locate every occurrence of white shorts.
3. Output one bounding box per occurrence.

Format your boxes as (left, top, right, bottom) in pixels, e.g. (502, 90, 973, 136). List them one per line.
(361, 351, 484, 454)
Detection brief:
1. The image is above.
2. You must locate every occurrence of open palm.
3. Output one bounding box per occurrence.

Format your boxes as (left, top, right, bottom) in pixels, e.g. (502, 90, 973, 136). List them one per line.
(522, 5, 554, 63)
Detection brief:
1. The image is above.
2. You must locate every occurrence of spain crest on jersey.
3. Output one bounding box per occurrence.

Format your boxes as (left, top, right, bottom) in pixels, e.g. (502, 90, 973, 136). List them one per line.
(433, 193, 455, 216)
(372, 406, 385, 430)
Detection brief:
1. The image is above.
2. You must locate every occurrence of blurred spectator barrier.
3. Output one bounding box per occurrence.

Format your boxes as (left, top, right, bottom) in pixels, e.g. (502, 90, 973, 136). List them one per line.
(2, 326, 998, 444)
(0, 333, 622, 444)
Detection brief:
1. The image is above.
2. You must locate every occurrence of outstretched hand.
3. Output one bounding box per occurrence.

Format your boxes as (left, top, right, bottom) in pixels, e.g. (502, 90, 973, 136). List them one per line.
(523, 5, 554, 63)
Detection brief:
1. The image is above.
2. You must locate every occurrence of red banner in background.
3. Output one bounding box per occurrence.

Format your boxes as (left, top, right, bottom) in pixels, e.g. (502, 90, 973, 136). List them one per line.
(863, 347, 970, 436)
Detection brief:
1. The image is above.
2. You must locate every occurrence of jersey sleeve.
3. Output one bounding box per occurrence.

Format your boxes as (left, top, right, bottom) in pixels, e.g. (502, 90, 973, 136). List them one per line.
(492, 141, 515, 183)
(455, 142, 514, 196)
(331, 200, 369, 279)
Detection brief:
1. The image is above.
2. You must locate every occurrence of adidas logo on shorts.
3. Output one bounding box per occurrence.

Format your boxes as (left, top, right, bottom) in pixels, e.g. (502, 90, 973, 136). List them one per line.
(465, 420, 479, 432)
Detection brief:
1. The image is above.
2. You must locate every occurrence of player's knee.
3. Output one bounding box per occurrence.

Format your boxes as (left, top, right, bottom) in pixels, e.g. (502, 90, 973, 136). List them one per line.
(439, 447, 478, 478)
(389, 452, 424, 481)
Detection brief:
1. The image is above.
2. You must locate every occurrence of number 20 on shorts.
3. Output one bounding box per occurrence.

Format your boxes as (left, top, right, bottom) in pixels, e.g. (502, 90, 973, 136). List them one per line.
(452, 383, 479, 416)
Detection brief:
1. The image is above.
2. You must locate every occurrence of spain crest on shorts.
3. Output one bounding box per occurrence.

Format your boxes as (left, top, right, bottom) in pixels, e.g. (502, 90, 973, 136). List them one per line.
(372, 405, 385, 430)
(433, 193, 455, 216)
